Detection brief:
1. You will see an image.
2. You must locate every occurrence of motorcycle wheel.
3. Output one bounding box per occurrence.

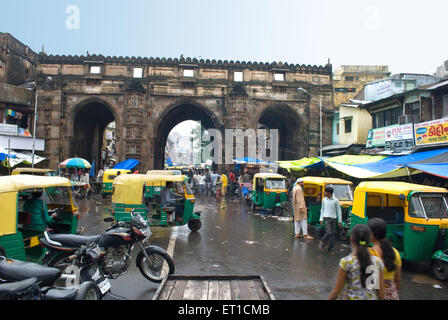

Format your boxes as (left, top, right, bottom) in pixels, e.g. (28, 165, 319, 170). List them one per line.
(432, 260, 448, 281)
(75, 281, 101, 300)
(137, 249, 175, 283)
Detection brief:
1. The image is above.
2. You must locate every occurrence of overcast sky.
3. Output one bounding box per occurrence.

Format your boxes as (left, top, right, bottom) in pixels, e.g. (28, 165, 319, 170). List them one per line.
(1, 0, 447, 75)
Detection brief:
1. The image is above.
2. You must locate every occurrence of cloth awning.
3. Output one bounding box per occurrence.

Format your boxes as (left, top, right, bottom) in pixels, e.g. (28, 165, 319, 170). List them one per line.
(325, 149, 448, 179)
(277, 157, 324, 172)
(405, 149, 448, 178)
(113, 159, 140, 170)
(1, 147, 45, 167)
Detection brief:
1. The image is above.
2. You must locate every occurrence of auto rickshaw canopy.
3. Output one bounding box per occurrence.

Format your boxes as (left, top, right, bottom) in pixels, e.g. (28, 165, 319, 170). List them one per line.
(0, 175, 72, 236)
(301, 176, 354, 186)
(11, 168, 56, 176)
(352, 181, 448, 220)
(146, 170, 182, 176)
(355, 181, 447, 197)
(112, 174, 188, 205)
(253, 173, 286, 183)
(103, 169, 131, 182)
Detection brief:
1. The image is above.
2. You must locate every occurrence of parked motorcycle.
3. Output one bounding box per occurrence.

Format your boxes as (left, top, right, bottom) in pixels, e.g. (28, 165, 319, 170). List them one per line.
(40, 211, 175, 284)
(0, 256, 100, 300)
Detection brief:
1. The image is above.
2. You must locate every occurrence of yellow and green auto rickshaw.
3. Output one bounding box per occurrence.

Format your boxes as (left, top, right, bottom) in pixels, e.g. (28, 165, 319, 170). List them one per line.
(110, 174, 201, 232)
(101, 169, 131, 198)
(0, 175, 80, 262)
(251, 173, 289, 216)
(350, 181, 448, 280)
(11, 168, 57, 176)
(302, 177, 354, 240)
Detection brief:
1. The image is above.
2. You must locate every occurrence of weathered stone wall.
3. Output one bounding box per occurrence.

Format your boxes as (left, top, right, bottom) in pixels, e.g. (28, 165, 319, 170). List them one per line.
(0, 33, 38, 85)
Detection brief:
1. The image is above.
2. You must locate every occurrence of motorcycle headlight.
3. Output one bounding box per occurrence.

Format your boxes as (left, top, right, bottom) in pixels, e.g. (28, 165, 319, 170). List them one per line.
(142, 226, 152, 238)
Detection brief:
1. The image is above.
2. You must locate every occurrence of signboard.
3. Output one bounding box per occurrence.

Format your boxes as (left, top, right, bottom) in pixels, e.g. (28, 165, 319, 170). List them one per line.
(366, 124, 398, 148)
(415, 118, 448, 146)
(385, 123, 414, 151)
(0, 124, 18, 136)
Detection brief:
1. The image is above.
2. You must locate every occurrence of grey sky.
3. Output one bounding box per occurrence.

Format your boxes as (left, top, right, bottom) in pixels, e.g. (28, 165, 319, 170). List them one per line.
(1, 0, 447, 74)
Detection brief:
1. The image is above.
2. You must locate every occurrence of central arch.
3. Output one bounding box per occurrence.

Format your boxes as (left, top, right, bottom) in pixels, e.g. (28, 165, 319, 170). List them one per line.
(257, 104, 302, 161)
(70, 98, 117, 168)
(153, 102, 220, 169)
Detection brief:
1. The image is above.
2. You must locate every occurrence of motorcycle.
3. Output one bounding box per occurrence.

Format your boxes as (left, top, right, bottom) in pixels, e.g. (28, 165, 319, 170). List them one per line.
(0, 256, 101, 300)
(40, 211, 175, 284)
(50, 241, 112, 298)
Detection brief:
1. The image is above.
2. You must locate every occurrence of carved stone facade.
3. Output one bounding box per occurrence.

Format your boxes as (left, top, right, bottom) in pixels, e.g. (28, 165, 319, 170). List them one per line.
(36, 53, 335, 170)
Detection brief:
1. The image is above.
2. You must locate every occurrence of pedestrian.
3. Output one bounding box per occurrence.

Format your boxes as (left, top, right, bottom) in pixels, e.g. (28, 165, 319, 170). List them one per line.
(211, 171, 219, 194)
(292, 179, 314, 240)
(319, 186, 342, 255)
(197, 171, 206, 200)
(367, 218, 402, 300)
(220, 172, 228, 206)
(205, 171, 212, 196)
(328, 224, 385, 300)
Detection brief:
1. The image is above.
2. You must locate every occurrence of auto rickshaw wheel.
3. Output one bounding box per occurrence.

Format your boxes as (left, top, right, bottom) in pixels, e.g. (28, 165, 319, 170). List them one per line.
(274, 206, 283, 217)
(0, 246, 5, 257)
(188, 219, 201, 232)
(432, 260, 448, 281)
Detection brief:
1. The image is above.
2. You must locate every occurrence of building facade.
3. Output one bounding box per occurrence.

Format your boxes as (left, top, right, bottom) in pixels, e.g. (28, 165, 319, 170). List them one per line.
(28, 43, 335, 170)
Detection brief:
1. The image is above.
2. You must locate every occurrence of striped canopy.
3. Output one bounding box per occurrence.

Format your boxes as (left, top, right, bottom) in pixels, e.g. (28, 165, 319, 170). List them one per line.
(59, 157, 91, 169)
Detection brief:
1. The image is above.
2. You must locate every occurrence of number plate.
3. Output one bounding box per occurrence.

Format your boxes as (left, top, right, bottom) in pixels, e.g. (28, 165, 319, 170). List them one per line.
(98, 279, 111, 294)
(440, 224, 448, 230)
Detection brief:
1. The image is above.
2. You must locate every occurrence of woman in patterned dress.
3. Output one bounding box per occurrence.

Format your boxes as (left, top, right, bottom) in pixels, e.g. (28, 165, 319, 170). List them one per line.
(328, 224, 385, 300)
(368, 218, 402, 300)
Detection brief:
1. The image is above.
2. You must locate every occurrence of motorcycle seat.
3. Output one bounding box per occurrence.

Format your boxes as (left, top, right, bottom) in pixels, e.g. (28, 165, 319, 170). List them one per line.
(44, 234, 102, 249)
(0, 259, 61, 286)
(0, 278, 38, 300)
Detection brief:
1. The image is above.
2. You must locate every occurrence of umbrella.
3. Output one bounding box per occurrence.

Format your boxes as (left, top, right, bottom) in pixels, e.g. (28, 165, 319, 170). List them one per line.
(59, 157, 91, 169)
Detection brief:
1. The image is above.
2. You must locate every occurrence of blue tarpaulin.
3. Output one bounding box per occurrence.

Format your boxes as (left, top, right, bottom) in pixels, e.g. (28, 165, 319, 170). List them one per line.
(89, 160, 96, 177)
(354, 148, 448, 174)
(233, 157, 273, 165)
(113, 159, 140, 170)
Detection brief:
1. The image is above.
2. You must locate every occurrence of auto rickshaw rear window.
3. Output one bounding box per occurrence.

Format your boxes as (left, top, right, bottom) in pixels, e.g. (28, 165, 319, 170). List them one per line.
(265, 179, 286, 190)
(328, 184, 353, 201)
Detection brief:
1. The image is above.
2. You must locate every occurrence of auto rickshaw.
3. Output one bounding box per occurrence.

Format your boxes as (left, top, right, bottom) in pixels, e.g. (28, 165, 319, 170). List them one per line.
(0, 175, 80, 263)
(350, 181, 448, 280)
(110, 174, 201, 232)
(11, 168, 57, 176)
(101, 169, 131, 198)
(302, 177, 354, 240)
(251, 173, 288, 216)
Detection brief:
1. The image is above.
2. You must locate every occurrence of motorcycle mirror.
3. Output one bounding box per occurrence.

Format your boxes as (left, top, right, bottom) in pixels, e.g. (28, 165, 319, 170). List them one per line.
(104, 217, 115, 223)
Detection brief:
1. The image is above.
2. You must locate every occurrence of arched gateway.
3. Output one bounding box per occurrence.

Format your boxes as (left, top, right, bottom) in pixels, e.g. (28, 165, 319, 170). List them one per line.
(36, 54, 334, 171)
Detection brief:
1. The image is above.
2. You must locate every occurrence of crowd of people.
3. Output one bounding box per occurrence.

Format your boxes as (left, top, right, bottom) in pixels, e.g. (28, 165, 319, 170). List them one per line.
(186, 168, 253, 200)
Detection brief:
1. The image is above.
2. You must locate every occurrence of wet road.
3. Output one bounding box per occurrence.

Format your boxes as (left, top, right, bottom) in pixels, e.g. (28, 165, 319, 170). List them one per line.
(76, 194, 448, 300)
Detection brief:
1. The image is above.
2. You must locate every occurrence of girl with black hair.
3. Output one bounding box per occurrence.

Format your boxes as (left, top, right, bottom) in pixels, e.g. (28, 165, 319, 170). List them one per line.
(328, 224, 385, 300)
(367, 218, 402, 300)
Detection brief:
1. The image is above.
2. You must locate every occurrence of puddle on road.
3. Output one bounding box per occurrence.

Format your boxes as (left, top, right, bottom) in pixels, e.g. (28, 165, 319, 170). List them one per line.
(412, 274, 441, 286)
